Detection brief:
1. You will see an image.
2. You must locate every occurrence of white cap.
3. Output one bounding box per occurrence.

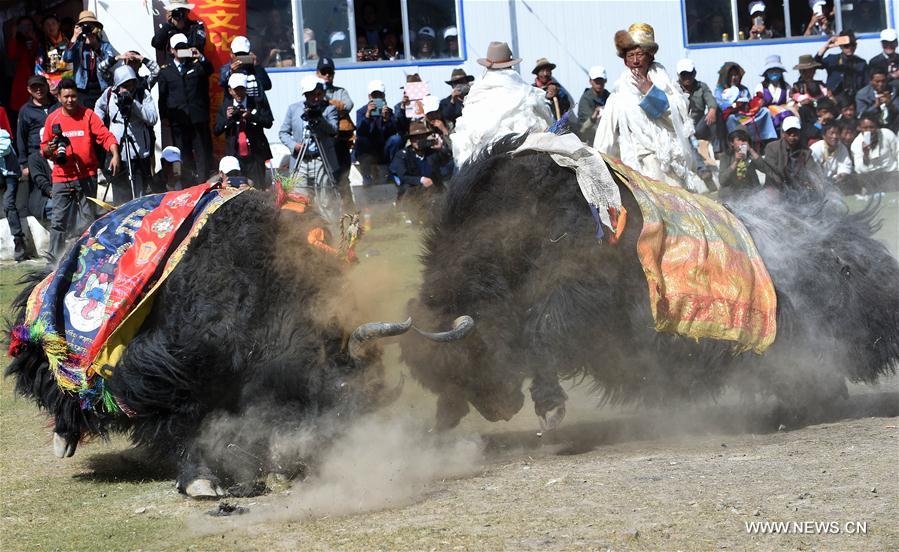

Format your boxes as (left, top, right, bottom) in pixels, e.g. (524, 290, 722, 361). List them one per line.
(810, 0, 826, 6)
(443, 26, 458, 40)
(675, 59, 695, 74)
(749, 1, 766, 15)
(230, 35, 251, 54)
(219, 156, 241, 174)
(782, 116, 801, 132)
(418, 26, 436, 39)
(589, 65, 607, 80)
(367, 79, 386, 94)
(169, 33, 188, 49)
(227, 72, 248, 89)
(422, 95, 440, 114)
(161, 146, 181, 163)
(113, 65, 137, 88)
(329, 31, 346, 45)
(881, 28, 898, 43)
(300, 75, 324, 94)
(164, 1, 195, 10)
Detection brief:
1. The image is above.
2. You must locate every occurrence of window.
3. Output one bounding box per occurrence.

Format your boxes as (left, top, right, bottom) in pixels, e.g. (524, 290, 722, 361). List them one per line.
(248, 0, 463, 69)
(683, 0, 890, 46)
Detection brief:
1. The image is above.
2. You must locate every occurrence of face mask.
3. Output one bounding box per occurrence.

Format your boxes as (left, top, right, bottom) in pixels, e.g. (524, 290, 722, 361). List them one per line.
(768, 72, 782, 82)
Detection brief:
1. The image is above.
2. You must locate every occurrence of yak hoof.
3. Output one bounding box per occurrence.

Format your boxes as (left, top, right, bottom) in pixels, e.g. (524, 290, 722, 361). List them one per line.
(184, 478, 225, 499)
(53, 432, 77, 458)
(538, 403, 566, 432)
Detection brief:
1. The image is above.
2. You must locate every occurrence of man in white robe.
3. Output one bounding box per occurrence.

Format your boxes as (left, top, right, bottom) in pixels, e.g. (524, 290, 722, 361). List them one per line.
(594, 23, 707, 192)
(451, 41, 554, 166)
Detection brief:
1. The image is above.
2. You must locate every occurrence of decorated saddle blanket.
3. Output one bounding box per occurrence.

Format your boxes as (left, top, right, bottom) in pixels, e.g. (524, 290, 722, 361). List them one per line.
(8, 184, 246, 413)
(603, 156, 777, 353)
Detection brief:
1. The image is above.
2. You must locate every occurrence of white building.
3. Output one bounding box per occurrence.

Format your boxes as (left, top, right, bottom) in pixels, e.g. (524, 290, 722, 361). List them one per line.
(93, 0, 897, 145)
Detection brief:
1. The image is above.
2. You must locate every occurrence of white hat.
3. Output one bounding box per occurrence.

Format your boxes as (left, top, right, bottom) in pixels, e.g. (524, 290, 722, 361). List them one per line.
(300, 75, 324, 94)
(760, 54, 786, 75)
(164, 1, 195, 10)
(749, 1, 766, 15)
(113, 65, 137, 88)
(675, 59, 695, 74)
(418, 27, 436, 39)
(329, 31, 346, 45)
(809, 0, 826, 7)
(589, 65, 607, 80)
(443, 26, 458, 40)
(367, 79, 386, 94)
(169, 33, 188, 49)
(422, 95, 440, 115)
(219, 156, 241, 174)
(161, 146, 181, 163)
(230, 36, 251, 54)
(782, 116, 801, 132)
(227, 72, 248, 89)
(881, 28, 898, 43)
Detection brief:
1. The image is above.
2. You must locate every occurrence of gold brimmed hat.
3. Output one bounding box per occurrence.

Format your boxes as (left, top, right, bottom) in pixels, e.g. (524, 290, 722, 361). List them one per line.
(614, 23, 658, 58)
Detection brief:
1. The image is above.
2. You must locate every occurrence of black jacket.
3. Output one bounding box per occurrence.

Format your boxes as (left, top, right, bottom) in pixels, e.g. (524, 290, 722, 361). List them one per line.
(213, 96, 274, 161)
(438, 96, 464, 124)
(759, 139, 825, 192)
(814, 52, 868, 99)
(158, 58, 214, 124)
(15, 100, 59, 166)
(718, 150, 762, 198)
(389, 143, 452, 200)
(218, 63, 272, 100)
(27, 151, 52, 220)
(151, 20, 207, 56)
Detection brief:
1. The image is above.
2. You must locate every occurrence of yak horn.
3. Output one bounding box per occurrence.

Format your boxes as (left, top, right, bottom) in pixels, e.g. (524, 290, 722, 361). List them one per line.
(348, 318, 413, 359)
(413, 315, 475, 342)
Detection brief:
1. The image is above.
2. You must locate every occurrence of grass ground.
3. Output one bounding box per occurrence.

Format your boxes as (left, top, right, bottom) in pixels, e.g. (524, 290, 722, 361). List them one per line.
(0, 193, 896, 551)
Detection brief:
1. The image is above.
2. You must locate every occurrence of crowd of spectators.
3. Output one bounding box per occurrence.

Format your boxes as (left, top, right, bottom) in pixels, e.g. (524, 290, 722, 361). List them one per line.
(0, 2, 897, 264)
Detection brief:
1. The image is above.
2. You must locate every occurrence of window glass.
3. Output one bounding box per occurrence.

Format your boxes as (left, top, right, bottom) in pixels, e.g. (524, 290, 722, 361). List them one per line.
(247, 0, 297, 67)
(407, 0, 461, 59)
(841, 0, 887, 34)
(685, 0, 734, 44)
(354, 0, 404, 62)
(791, 0, 836, 37)
(737, 0, 786, 40)
(298, 0, 352, 63)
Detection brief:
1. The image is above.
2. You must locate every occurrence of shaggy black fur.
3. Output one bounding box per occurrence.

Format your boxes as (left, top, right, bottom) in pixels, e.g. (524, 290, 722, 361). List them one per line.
(400, 135, 899, 429)
(5, 191, 395, 492)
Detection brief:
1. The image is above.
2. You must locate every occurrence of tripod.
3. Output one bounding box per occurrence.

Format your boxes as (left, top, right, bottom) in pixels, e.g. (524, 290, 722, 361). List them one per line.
(291, 125, 342, 222)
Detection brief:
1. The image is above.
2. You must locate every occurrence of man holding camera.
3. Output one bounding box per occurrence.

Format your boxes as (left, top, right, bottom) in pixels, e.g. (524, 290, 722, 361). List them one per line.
(390, 121, 453, 203)
(95, 66, 159, 204)
(279, 76, 339, 193)
(439, 68, 473, 126)
(214, 73, 274, 190)
(63, 10, 117, 109)
(41, 78, 121, 258)
(355, 80, 397, 185)
(158, 33, 214, 187)
(151, 1, 207, 61)
(218, 36, 272, 102)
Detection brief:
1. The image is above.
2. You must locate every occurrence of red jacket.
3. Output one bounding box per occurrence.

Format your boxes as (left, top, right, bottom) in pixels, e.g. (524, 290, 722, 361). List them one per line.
(41, 106, 117, 182)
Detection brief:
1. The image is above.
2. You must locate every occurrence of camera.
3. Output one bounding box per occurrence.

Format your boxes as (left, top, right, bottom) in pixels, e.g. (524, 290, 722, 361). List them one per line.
(301, 103, 323, 122)
(117, 89, 135, 111)
(230, 105, 245, 121)
(51, 123, 70, 165)
(78, 23, 98, 36)
(171, 9, 187, 21)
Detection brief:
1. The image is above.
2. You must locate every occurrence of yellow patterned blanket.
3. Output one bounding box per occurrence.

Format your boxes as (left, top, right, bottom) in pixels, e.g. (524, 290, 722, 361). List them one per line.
(604, 156, 777, 353)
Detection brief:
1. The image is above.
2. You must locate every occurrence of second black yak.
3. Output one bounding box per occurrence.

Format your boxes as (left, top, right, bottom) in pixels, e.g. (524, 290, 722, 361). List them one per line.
(401, 135, 899, 430)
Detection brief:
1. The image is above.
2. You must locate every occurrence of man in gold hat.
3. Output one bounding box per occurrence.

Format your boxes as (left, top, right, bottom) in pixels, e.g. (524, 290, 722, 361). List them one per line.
(594, 23, 707, 192)
(63, 11, 117, 109)
(451, 41, 553, 165)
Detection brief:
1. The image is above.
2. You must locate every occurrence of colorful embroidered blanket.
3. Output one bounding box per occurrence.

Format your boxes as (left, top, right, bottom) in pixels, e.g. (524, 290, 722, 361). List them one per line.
(8, 184, 246, 413)
(604, 155, 777, 353)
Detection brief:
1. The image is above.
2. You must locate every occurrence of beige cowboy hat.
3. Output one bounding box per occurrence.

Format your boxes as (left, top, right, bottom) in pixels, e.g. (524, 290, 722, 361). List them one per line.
(77, 10, 102, 27)
(614, 23, 659, 58)
(477, 41, 521, 69)
(531, 57, 556, 74)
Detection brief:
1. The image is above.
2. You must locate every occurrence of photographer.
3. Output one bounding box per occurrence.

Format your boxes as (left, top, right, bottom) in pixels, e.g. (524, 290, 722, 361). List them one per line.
(95, 66, 159, 204)
(354, 80, 397, 186)
(439, 68, 473, 126)
(279, 76, 339, 193)
(218, 36, 272, 102)
(855, 66, 899, 132)
(41, 78, 121, 258)
(118, 51, 161, 94)
(390, 121, 452, 203)
(151, 1, 207, 61)
(62, 10, 117, 109)
(815, 31, 868, 102)
(214, 73, 274, 190)
(158, 33, 214, 187)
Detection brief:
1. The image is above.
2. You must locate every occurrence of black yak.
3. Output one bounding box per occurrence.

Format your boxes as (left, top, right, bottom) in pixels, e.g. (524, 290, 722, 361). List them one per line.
(400, 135, 899, 430)
(5, 190, 469, 498)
